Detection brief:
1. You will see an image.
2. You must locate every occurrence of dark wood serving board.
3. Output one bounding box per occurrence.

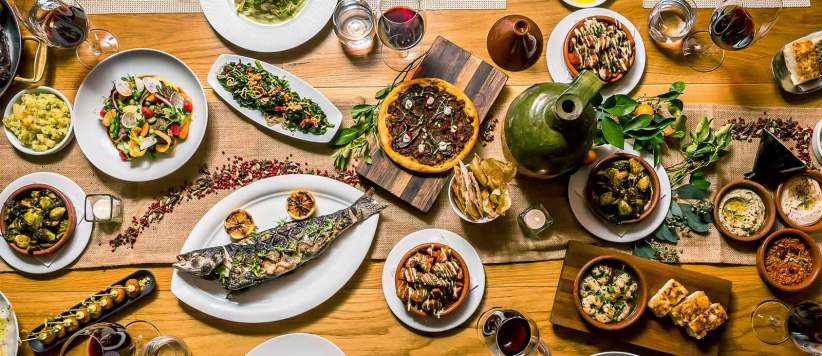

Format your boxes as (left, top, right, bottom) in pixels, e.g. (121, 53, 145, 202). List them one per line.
(356, 36, 508, 212)
(550, 242, 733, 356)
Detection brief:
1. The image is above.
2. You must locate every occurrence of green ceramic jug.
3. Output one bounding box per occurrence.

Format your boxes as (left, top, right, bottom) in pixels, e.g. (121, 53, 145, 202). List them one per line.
(502, 70, 604, 179)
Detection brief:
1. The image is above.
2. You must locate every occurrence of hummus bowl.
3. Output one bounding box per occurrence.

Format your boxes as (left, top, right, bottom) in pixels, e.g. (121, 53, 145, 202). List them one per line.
(713, 179, 776, 242)
(776, 171, 822, 233)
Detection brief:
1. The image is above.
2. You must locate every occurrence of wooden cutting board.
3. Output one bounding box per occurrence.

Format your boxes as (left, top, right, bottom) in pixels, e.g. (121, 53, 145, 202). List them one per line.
(356, 36, 508, 212)
(550, 241, 733, 356)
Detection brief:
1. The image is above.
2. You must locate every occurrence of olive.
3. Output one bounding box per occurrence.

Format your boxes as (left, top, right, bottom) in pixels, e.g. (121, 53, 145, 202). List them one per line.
(13, 234, 30, 249)
(49, 207, 66, 220)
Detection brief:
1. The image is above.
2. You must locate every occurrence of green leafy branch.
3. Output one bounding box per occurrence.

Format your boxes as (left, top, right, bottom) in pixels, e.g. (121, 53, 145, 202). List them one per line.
(666, 117, 734, 186)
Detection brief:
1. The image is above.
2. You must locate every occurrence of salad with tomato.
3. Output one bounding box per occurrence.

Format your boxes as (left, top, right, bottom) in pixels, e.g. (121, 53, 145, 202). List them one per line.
(99, 75, 193, 161)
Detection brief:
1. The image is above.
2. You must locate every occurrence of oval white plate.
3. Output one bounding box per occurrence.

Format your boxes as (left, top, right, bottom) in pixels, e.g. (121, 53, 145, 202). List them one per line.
(0, 172, 92, 274)
(246, 333, 344, 356)
(201, 0, 334, 53)
(73, 48, 208, 182)
(382, 228, 486, 333)
(3, 86, 74, 156)
(170, 175, 379, 323)
(567, 144, 671, 243)
(546, 8, 646, 96)
(208, 54, 342, 143)
(0, 290, 18, 356)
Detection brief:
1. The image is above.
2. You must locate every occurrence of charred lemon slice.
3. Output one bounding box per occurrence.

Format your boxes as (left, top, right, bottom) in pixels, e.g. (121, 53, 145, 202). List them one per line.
(224, 209, 256, 241)
(286, 190, 316, 220)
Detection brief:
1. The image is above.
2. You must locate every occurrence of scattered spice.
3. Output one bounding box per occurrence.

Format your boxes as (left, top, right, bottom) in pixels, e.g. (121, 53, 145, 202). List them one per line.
(764, 236, 813, 286)
(479, 116, 498, 147)
(647, 237, 681, 263)
(727, 115, 813, 165)
(108, 154, 360, 251)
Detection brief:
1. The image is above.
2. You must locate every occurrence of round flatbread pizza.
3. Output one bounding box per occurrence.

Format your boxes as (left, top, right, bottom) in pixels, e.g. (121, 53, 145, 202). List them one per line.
(377, 78, 479, 173)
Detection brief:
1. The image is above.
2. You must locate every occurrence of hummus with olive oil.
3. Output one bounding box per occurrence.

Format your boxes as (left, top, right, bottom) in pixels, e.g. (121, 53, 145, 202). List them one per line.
(780, 175, 822, 226)
(719, 188, 766, 237)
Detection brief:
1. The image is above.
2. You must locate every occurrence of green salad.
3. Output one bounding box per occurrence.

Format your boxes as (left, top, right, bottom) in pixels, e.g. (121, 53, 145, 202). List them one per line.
(235, 0, 306, 23)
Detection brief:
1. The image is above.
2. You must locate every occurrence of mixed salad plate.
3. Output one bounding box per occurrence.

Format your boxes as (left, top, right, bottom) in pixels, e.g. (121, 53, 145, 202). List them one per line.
(0, 290, 17, 356)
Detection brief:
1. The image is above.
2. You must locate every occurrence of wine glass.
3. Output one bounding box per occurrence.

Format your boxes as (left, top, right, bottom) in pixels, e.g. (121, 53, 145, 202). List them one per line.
(477, 307, 551, 356)
(682, 0, 781, 72)
(751, 300, 822, 354)
(58, 321, 191, 356)
(375, 0, 426, 71)
(8, 0, 119, 69)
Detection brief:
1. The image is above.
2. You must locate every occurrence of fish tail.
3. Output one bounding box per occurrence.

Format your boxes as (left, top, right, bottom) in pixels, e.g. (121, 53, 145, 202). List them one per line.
(352, 188, 388, 220)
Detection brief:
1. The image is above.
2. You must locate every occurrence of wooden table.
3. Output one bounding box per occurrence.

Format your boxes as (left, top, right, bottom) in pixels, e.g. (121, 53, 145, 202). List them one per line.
(2, 1, 821, 355)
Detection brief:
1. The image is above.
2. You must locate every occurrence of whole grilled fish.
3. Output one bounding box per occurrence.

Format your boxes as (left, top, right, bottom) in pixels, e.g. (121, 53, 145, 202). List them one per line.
(173, 189, 387, 297)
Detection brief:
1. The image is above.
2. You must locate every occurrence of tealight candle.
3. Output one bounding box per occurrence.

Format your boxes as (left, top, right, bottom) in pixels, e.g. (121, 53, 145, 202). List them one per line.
(84, 194, 123, 223)
(518, 203, 553, 238)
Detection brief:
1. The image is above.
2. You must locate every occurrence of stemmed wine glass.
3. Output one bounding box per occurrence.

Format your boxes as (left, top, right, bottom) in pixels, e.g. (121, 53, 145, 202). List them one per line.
(682, 0, 781, 72)
(57, 320, 191, 356)
(9, 0, 119, 69)
(751, 300, 822, 354)
(375, 0, 426, 71)
(477, 307, 551, 356)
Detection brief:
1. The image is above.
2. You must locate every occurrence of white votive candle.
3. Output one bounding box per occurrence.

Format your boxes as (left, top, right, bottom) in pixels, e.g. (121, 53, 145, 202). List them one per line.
(93, 198, 113, 220)
(524, 209, 546, 230)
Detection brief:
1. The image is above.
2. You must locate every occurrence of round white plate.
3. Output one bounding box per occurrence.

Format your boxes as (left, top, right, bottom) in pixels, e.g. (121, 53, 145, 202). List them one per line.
(591, 352, 639, 356)
(0, 290, 18, 356)
(811, 118, 822, 166)
(201, 0, 334, 53)
(3, 86, 74, 156)
(567, 144, 671, 243)
(170, 175, 379, 323)
(73, 48, 208, 182)
(382, 228, 486, 333)
(0, 172, 92, 274)
(562, 0, 608, 8)
(246, 333, 344, 356)
(546, 8, 646, 97)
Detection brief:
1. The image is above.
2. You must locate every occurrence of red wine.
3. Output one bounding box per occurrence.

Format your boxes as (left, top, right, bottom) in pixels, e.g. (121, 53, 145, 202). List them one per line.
(496, 317, 531, 356)
(377, 6, 424, 50)
(787, 301, 822, 354)
(709, 5, 755, 50)
(87, 327, 132, 356)
(28, 3, 88, 48)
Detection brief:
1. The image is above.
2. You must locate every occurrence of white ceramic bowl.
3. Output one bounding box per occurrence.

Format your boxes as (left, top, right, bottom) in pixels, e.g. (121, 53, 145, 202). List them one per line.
(811, 119, 822, 166)
(3, 86, 74, 156)
(447, 175, 498, 224)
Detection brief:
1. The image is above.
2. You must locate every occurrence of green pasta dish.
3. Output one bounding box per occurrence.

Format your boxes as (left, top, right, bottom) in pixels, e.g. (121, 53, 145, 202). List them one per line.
(235, 0, 307, 24)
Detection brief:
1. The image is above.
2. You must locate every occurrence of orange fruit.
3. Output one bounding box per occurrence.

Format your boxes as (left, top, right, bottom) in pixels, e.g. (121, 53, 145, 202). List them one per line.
(582, 149, 597, 165)
(633, 103, 655, 116)
(662, 126, 676, 137)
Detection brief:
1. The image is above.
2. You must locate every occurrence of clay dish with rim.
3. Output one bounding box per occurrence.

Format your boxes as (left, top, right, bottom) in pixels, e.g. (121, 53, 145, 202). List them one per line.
(394, 242, 470, 318)
(713, 179, 776, 242)
(572, 254, 648, 331)
(775, 170, 822, 233)
(756, 228, 821, 292)
(563, 16, 636, 84)
(0, 183, 75, 256)
(585, 152, 660, 225)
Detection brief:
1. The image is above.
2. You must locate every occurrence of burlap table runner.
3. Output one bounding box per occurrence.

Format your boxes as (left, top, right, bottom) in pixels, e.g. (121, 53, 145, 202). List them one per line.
(77, 0, 507, 14)
(643, 0, 807, 8)
(1, 102, 821, 272)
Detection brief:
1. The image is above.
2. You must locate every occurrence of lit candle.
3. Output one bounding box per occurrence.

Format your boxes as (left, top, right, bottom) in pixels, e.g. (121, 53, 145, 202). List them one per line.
(518, 203, 554, 238)
(84, 194, 123, 223)
(93, 199, 112, 220)
(524, 209, 546, 230)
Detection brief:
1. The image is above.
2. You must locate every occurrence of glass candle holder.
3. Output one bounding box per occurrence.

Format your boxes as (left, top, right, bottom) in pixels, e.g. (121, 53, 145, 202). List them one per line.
(84, 194, 123, 223)
(518, 203, 554, 238)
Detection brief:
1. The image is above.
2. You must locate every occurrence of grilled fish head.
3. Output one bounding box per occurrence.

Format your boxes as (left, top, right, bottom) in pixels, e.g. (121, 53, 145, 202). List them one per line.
(173, 246, 225, 277)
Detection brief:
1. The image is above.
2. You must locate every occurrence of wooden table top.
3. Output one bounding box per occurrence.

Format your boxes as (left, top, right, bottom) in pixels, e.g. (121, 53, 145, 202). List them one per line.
(1, 1, 821, 355)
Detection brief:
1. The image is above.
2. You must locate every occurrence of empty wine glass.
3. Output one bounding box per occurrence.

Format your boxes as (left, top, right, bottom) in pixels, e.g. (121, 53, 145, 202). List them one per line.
(375, 0, 426, 71)
(683, 0, 781, 72)
(751, 300, 822, 354)
(8, 0, 119, 68)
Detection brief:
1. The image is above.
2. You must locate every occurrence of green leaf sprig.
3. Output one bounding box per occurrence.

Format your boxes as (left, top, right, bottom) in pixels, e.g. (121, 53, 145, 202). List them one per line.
(666, 117, 734, 186)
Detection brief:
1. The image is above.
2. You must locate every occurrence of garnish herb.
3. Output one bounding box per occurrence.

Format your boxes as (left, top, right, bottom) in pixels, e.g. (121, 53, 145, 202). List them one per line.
(666, 117, 734, 186)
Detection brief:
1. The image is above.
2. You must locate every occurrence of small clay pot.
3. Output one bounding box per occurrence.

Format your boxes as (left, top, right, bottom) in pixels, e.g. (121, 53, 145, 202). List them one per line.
(585, 152, 660, 225)
(713, 179, 776, 242)
(756, 228, 821, 293)
(487, 15, 543, 72)
(572, 254, 648, 331)
(775, 170, 822, 233)
(394, 242, 470, 318)
(0, 184, 75, 256)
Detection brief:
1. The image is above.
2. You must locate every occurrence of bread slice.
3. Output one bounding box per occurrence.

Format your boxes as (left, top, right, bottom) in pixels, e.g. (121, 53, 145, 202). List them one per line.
(784, 37, 821, 85)
(670, 291, 711, 326)
(686, 303, 728, 340)
(647, 279, 689, 318)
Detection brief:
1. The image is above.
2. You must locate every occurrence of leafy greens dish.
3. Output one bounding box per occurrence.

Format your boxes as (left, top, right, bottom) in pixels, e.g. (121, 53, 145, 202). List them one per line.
(235, 0, 307, 24)
(216, 60, 333, 135)
(100, 75, 193, 161)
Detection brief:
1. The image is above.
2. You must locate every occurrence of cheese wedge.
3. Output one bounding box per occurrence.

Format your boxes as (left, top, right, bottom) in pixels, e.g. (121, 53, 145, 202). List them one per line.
(784, 36, 821, 85)
(670, 291, 711, 327)
(686, 303, 728, 340)
(647, 279, 689, 317)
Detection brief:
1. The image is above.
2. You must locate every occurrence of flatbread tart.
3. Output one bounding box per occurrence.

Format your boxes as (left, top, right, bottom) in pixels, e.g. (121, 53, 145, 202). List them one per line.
(377, 78, 479, 173)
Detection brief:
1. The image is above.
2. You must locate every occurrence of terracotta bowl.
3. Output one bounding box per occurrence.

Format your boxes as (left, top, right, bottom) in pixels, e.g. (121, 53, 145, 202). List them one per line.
(775, 170, 822, 233)
(756, 228, 821, 292)
(0, 184, 75, 256)
(572, 254, 648, 331)
(585, 152, 660, 225)
(563, 16, 636, 84)
(713, 179, 776, 242)
(394, 242, 470, 318)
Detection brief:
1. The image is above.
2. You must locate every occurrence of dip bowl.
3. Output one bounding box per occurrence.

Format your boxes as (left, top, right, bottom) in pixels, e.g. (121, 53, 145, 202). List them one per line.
(776, 170, 822, 233)
(572, 254, 648, 331)
(395, 242, 470, 318)
(563, 16, 636, 84)
(756, 228, 821, 293)
(713, 179, 776, 242)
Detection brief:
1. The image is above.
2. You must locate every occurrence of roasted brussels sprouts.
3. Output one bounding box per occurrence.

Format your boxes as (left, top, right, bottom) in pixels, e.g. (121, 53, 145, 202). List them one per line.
(2, 188, 71, 253)
(590, 157, 654, 224)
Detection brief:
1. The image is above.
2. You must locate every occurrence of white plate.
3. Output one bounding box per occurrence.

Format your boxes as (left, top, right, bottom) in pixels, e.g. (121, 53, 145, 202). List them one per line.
(3, 86, 74, 156)
(382, 228, 486, 333)
(562, 0, 608, 8)
(546, 8, 646, 96)
(0, 172, 92, 274)
(208, 54, 342, 143)
(0, 291, 18, 356)
(73, 48, 208, 182)
(811, 119, 822, 165)
(170, 175, 379, 323)
(567, 144, 671, 243)
(201, 0, 334, 53)
(591, 352, 639, 356)
(247, 333, 344, 356)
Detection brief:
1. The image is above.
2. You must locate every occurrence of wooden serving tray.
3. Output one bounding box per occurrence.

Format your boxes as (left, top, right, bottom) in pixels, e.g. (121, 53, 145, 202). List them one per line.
(356, 36, 508, 212)
(550, 242, 733, 356)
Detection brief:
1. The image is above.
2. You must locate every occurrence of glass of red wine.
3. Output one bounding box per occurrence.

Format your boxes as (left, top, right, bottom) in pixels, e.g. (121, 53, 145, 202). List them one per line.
(751, 300, 822, 354)
(9, 0, 119, 68)
(477, 308, 550, 356)
(375, 0, 426, 71)
(682, 0, 781, 72)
